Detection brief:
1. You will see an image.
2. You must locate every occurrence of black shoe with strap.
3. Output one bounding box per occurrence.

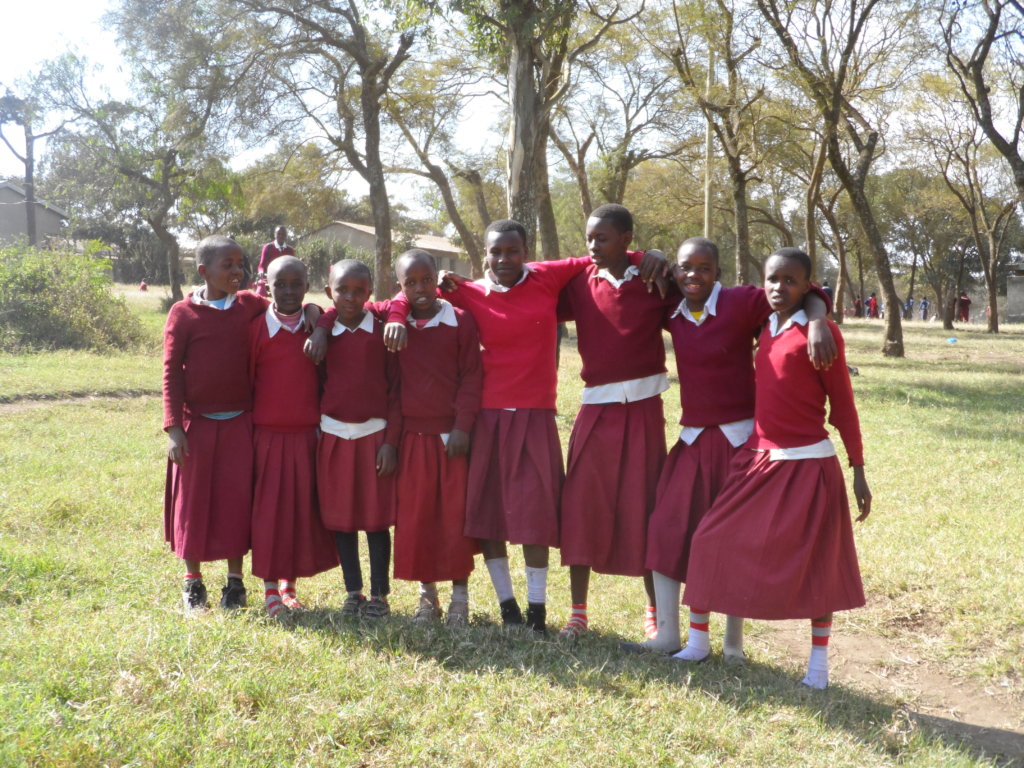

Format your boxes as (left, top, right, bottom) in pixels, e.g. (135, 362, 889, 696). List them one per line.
(525, 602, 547, 636)
(220, 576, 247, 610)
(500, 597, 523, 626)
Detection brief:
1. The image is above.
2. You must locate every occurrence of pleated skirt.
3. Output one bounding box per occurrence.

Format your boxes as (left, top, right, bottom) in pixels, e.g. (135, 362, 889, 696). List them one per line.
(317, 430, 396, 532)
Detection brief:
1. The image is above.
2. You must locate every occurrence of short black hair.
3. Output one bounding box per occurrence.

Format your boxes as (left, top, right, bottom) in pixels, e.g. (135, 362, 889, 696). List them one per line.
(770, 247, 812, 280)
(395, 249, 437, 279)
(589, 203, 633, 233)
(328, 258, 372, 286)
(196, 235, 242, 267)
(484, 219, 528, 243)
(267, 255, 307, 279)
(680, 236, 719, 262)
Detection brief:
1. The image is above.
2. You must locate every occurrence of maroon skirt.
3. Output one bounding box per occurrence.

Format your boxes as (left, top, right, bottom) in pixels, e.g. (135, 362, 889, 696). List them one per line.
(560, 397, 665, 575)
(317, 430, 396, 532)
(164, 413, 253, 562)
(644, 427, 739, 581)
(465, 408, 563, 547)
(394, 432, 479, 582)
(682, 450, 865, 619)
(251, 426, 338, 580)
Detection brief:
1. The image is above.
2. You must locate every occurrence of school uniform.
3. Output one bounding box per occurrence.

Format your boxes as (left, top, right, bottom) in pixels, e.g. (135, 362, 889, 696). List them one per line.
(391, 300, 483, 582)
(682, 311, 866, 620)
(162, 289, 266, 562)
(249, 309, 338, 580)
(557, 260, 676, 576)
(316, 311, 401, 533)
(386, 257, 593, 548)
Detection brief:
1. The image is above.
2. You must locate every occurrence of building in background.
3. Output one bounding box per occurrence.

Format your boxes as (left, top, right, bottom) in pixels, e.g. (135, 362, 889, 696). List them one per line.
(0, 181, 67, 246)
(305, 221, 472, 275)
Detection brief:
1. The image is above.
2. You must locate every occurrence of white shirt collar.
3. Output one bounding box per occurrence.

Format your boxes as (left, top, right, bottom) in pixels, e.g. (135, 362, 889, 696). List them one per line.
(332, 310, 376, 335)
(266, 306, 302, 338)
(407, 298, 458, 329)
(590, 264, 639, 289)
(479, 263, 534, 295)
(671, 281, 721, 325)
(190, 287, 237, 310)
(768, 308, 809, 337)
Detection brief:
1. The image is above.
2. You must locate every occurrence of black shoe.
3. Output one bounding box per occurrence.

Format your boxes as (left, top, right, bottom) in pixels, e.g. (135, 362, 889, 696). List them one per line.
(220, 576, 247, 609)
(500, 597, 523, 626)
(182, 578, 208, 614)
(525, 602, 547, 636)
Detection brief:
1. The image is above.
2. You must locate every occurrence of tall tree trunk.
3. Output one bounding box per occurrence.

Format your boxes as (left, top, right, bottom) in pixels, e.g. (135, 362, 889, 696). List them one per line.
(549, 129, 593, 222)
(984, 233, 1000, 333)
(728, 158, 752, 285)
(506, 26, 540, 248)
(362, 76, 393, 296)
(805, 141, 828, 282)
(149, 214, 182, 301)
(24, 126, 38, 247)
(425, 163, 483, 277)
(907, 253, 918, 317)
(535, 136, 559, 260)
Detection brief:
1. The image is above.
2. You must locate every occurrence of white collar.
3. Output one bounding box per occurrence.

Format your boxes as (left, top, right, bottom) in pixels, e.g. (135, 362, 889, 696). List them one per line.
(768, 308, 808, 337)
(191, 288, 236, 310)
(479, 263, 534, 295)
(671, 281, 721, 325)
(266, 305, 302, 338)
(407, 298, 458, 329)
(591, 264, 639, 289)
(332, 310, 376, 335)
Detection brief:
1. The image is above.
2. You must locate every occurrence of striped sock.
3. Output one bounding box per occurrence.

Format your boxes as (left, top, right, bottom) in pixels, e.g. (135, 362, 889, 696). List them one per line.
(559, 603, 588, 638)
(673, 608, 711, 661)
(802, 620, 832, 689)
(280, 580, 303, 610)
(644, 604, 658, 640)
(184, 572, 203, 581)
(264, 581, 286, 619)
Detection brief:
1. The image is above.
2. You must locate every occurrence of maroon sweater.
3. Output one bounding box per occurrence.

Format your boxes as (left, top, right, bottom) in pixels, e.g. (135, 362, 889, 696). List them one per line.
(162, 290, 267, 430)
(320, 312, 401, 445)
(249, 315, 320, 431)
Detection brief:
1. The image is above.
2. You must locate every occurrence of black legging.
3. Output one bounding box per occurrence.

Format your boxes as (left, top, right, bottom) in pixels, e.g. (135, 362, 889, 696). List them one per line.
(334, 530, 391, 597)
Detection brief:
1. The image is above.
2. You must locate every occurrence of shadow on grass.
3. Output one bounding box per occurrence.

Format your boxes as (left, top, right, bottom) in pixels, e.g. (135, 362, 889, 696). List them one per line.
(289, 608, 1023, 767)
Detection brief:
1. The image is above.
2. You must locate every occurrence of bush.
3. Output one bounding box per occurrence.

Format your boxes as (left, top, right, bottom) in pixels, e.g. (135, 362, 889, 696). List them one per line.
(0, 246, 147, 352)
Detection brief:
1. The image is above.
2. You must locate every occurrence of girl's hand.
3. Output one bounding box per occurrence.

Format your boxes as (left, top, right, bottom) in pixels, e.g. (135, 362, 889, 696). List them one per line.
(446, 429, 470, 458)
(852, 465, 871, 521)
(383, 322, 407, 352)
(301, 303, 323, 333)
(439, 270, 469, 292)
(167, 426, 189, 465)
(303, 327, 329, 364)
(807, 319, 837, 370)
(376, 444, 397, 477)
(638, 249, 670, 296)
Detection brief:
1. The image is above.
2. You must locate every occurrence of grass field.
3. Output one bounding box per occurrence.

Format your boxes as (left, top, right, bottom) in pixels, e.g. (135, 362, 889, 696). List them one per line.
(1, 287, 1022, 767)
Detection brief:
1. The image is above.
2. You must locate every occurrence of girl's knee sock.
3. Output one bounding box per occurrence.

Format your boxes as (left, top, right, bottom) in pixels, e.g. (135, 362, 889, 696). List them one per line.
(367, 530, 391, 598)
(420, 582, 439, 604)
(263, 580, 285, 618)
(451, 582, 469, 603)
(524, 565, 547, 604)
(724, 615, 745, 660)
(334, 532, 363, 594)
(280, 579, 302, 609)
(673, 609, 711, 661)
(648, 571, 681, 651)
(485, 557, 515, 603)
(802, 620, 832, 689)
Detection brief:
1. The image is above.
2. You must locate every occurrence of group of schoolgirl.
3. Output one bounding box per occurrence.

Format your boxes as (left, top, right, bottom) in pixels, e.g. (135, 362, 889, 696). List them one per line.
(162, 203, 872, 689)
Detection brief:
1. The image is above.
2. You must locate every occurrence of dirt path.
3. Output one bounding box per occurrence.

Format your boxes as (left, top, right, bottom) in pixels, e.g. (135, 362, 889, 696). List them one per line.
(0, 391, 158, 413)
(760, 621, 1024, 764)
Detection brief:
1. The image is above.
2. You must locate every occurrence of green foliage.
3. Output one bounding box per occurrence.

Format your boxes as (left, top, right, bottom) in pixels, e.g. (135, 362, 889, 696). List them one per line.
(300, 238, 377, 289)
(0, 246, 146, 352)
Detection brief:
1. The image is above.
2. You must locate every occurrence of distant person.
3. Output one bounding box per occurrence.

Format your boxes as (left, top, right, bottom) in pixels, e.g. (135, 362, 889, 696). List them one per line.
(257, 227, 296, 296)
(958, 292, 972, 322)
(920, 297, 930, 320)
(853, 295, 862, 318)
(867, 293, 879, 319)
(139, 279, 148, 292)
(904, 296, 914, 320)
(821, 279, 833, 304)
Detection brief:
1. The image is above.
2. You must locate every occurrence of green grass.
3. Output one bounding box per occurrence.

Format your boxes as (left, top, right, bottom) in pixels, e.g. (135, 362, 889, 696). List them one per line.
(0, 308, 1021, 766)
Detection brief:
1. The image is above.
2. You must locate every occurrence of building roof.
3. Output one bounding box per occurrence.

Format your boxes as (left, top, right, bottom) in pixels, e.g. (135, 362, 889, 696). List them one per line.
(0, 180, 68, 219)
(309, 220, 463, 256)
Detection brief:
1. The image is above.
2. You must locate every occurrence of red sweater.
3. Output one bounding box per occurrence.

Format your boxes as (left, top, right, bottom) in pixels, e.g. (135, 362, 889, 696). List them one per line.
(320, 312, 402, 445)
(749, 319, 864, 466)
(387, 257, 597, 410)
(557, 257, 677, 386)
(162, 290, 267, 430)
(398, 306, 483, 434)
(249, 315, 320, 430)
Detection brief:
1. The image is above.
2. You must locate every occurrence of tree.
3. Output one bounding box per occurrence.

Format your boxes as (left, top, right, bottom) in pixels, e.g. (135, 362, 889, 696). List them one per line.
(755, 0, 922, 356)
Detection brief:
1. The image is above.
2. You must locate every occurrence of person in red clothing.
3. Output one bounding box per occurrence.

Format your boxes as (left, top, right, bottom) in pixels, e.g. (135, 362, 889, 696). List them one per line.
(317, 259, 401, 619)
(249, 257, 338, 620)
(626, 237, 834, 662)
(258, 226, 296, 276)
(867, 292, 879, 319)
(957, 291, 972, 322)
(683, 247, 872, 689)
(163, 235, 272, 614)
(389, 250, 483, 626)
(555, 204, 677, 641)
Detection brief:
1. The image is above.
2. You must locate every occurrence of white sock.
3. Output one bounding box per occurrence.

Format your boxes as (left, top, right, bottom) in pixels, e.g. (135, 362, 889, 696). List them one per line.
(648, 571, 681, 650)
(525, 565, 547, 604)
(802, 620, 832, 689)
(419, 582, 439, 603)
(724, 615, 745, 659)
(485, 557, 515, 602)
(673, 609, 711, 661)
(451, 583, 468, 603)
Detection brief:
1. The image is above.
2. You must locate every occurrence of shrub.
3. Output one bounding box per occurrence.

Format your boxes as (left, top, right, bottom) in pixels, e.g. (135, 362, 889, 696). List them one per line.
(0, 246, 147, 352)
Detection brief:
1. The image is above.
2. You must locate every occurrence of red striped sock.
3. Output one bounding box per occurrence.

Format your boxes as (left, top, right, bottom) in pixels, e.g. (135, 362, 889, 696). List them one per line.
(280, 580, 304, 610)
(264, 585, 286, 619)
(559, 603, 588, 637)
(184, 572, 203, 581)
(644, 605, 658, 640)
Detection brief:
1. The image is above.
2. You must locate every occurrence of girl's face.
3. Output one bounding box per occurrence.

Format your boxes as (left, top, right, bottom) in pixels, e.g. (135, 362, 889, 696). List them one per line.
(198, 246, 245, 300)
(673, 244, 720, 308)
(268, 263, 308, 315)
(585, 217, 631, 269)
(485, 230, 528, 288)
(764, 255, 810, 320)
(398, 260, 439, 318)
(326, 270, 372, 326)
